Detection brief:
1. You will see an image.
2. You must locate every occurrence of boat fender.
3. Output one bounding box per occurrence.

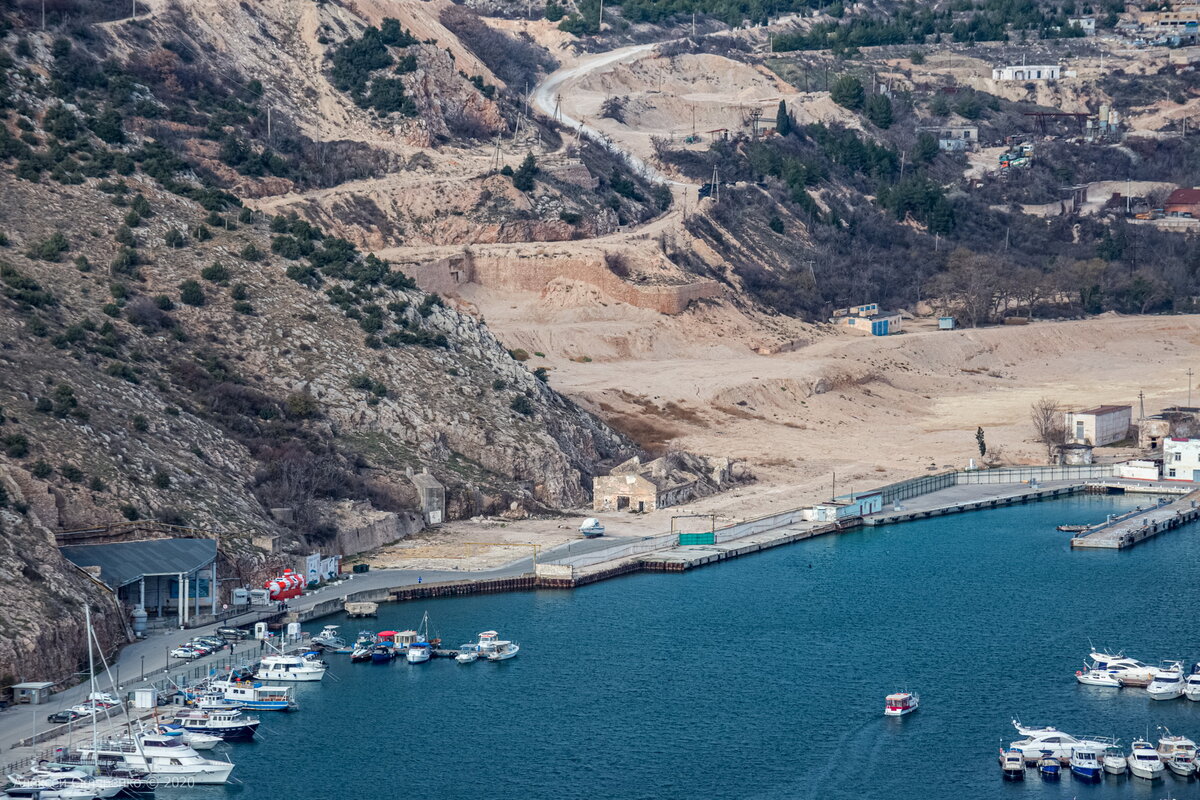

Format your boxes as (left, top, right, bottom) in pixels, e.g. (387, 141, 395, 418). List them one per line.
(1075, 670, 1082, 676)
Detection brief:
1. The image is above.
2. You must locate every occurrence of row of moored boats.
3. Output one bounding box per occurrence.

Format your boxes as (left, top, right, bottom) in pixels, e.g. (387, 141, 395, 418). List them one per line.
(1002, 721, 1200, 781)
(1076, 647, 1200, 699)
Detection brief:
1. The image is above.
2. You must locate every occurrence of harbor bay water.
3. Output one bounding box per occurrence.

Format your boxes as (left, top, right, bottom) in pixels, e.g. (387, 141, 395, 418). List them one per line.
(184, 494, 1200, 799)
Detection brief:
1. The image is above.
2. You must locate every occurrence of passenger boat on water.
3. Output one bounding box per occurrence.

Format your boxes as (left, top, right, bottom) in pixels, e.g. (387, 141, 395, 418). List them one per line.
(207, 679, 297, 711)
(486, 641, 520, 661)
(1103, 745, 1127, 775)
(1069, 745, 1103, 781)
(883, 692, 919, 717)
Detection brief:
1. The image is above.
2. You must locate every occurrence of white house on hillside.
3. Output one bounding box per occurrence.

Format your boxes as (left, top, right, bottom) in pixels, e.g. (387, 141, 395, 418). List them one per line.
(1064, 405, 1132, 446)
(1163, 438, 1200, 481)
(992, 64, 1061, 81)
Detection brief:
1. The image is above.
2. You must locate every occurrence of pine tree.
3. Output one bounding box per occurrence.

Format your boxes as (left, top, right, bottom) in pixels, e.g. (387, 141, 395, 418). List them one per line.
(976, 426, 987, 458)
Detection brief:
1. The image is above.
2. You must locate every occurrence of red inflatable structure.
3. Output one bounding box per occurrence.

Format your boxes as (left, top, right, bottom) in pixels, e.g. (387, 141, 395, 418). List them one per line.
(265, 569, 304, 600)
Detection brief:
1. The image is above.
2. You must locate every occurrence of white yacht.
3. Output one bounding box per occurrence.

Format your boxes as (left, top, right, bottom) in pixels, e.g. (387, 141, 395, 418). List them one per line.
(999, 748, 1025, 780)
(455, 647, 479, 664)
(4, 766, 126, 799)
(1076, 667, 1121, 687)
(74, 733, 234, 784)
(1088, 650, 1161, 683)
(1186, 671, 1200, 700)
(1156, 730, 1198, 777)
(407, 643, 432, 663)
(256, 653, 327, 682)
(1008, 721, 1111, 763)
(1103, 745, 1128, 775)
(1127, 739, 1165, 780)
(155, 724, 222, 750)
(486, 641, 520, 661)
(1147, 661, 1185, 700)
(208, 679, 297, 711)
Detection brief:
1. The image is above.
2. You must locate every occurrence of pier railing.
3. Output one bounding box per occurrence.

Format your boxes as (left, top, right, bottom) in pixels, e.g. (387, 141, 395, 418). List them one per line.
(955, 465, 1115, 484)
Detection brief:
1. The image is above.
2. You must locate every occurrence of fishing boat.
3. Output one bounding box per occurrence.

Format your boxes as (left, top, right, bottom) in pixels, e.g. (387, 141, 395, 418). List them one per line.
(1009, 721, 1111, 763)
(191, 692, 244, 712)
(1037, 755, 1061, 779)
(165, 707, 260, 741)
(474, 631, 501, 655)
(999, 748, 1025, 779)
(256, 653, 327, 682)
(883, 692, 919, 716)
(1127, 739, 1165, 780)
(1076, 666, 1121, 687)
(1070, 745, 1104, 781)
(73, 733, 235, 785)
(1156, 730, 1198, 777)
(486, 641, 520, 661)
(1103, 745, 1128, 775)
(208, 679, 297, 711)
(311, 625, 347, 651)
(1147, 661, 1185, 700)
(406, 612, 435, 663)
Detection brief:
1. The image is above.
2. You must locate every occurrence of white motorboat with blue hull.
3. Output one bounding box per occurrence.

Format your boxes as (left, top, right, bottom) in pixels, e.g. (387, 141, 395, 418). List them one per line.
(1037, 755, 1061, 779)
(1070, 745, 1103, 781)
(207, 679, 297, 711)
(167, 708, 259, 741)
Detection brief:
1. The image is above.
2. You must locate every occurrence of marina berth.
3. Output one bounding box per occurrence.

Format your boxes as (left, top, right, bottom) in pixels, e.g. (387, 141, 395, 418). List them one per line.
(1156, 730, 1198, 776)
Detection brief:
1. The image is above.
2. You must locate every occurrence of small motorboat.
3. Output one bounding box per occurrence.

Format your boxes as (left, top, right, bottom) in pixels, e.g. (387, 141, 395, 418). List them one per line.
(1037, 754, 1061, 779)
(883, 692, 919, 717)
(1157, 729, 1198, 777)
(155, 724, 222, 751)
(486, 641, 519, 661)
(999, 748, 1025, 780)
(1128, 739, 1165, 779)
(1070, 745, 1103, 781)
(455, 649, 479, 664)
(1076, 666, 1121, 687)
(1147, 661, 1185, 700)
(370, 643, 396, 663)
(311, 624, 346, 651)
(407, 643, 432, 664)
(579, 517, 604, 537)
(1103, 745, 1127, 775)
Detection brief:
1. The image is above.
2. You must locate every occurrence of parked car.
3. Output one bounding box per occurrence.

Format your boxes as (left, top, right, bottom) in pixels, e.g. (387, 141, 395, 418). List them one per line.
(217, 628, 251, 640)
(87, 692, 119, 707)
(46, 709, 82, 724)
(170, 646, 201, 659)
(68, 703, 101, 717)
(193, 637, 226, 650)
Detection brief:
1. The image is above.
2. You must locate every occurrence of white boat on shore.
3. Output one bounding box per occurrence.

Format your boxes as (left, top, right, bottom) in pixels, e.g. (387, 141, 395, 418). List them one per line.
(1147, 661, 1185, 700)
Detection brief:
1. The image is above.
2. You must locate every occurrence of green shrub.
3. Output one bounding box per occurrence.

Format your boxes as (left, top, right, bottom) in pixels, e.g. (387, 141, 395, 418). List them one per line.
(200, 261, 229, 283)
(120, 504, 139, 520)
(510, 395, 534, 416)
(2, 434, 30, 458)
(233, 300, 255, 315)
(59, 464, 84, 482)
(154, 294, 175, 310)
(179, 279, 205, 306)
(239, 243, 263, 262)
(89, 475, 107, 492)
(132, 414, 149, 432)
(230, 283, 249, 301)
(25, 231, 69, 261)
(29, 460, 53, 479)
(285, 392, 319, 419)
(163, 227, 186, 248)
(152, 470, 171, 489)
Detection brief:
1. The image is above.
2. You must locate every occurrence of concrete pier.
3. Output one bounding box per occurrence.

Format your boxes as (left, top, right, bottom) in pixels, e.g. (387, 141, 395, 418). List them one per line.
(1070, 491, 1200, 549)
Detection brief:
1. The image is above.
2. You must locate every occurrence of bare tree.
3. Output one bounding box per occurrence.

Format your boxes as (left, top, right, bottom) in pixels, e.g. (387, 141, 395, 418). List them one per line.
(1030, 397, 1065, 460)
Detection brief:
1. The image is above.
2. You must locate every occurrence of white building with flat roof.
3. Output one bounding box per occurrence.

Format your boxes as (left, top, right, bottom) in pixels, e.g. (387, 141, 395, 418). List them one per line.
(992, 64, 1061, 81)
(1065, 405, 1132, 446)
(1163, 438, 1200, 481)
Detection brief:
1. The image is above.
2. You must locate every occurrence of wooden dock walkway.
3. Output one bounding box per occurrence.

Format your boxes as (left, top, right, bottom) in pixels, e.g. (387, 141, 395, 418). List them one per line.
(1070, 491, 1200, 549)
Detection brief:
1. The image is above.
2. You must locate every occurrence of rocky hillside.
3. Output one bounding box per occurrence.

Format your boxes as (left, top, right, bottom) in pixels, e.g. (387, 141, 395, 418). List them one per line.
(0, 0, 638, 685)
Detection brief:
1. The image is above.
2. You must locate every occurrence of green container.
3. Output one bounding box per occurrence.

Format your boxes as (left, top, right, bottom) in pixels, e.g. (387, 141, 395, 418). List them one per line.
(352, 563, 370, 574)
(678, 532, 715, 546)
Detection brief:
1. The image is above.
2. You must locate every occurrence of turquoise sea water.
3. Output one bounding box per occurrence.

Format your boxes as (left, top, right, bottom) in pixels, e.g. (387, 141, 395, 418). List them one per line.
(179, 494, 1200, 800)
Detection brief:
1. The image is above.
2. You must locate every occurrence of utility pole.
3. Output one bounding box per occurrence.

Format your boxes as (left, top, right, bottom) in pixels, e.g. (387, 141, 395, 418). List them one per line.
(1189, 368, 1195, 408)
(598, 0, 604, 31)
(41, 0, 45, 30)
(267, 106, 272, 144)
(1138, 389, 1145, 421)
(131, 0, 136, 18)
(692, 10, 696, 37)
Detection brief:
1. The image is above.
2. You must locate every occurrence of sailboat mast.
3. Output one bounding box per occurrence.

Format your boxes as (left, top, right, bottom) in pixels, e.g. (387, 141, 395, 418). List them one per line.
(84, 604, 99, 766)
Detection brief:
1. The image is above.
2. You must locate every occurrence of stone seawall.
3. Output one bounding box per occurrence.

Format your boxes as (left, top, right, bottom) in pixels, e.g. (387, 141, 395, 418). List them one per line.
(403, 254, 722, 315)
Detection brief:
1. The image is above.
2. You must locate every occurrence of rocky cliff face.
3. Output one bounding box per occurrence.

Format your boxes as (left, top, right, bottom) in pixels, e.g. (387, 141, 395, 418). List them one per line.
(0, 484, 128, 689)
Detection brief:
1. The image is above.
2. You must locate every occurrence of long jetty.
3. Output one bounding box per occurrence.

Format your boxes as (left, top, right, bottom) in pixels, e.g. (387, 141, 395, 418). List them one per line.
(1070, 490, 1200, 549)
